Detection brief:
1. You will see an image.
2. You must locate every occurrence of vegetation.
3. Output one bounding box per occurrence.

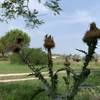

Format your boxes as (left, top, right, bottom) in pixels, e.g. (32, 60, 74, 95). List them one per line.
(3, 23, 98, 99)
(0, 72, 99, 100)
(0, 39, 6, 57)
(0, 29, 48, 65)
(0, 29, 30, 57)
(2, 29, 30, 47)
(0, 0, 61, 28)
(0, 61, 31, 74)
(9, 23, 99, 100)
(22, 48, 48, 65)
(10, 48, 48, 65)
(0, 1, 100, 100)
(10, 53, 24, 64)
(0, 60, 100, 74)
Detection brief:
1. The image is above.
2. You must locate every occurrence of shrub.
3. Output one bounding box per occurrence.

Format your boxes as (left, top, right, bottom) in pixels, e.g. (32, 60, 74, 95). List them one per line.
(23, 48, 48, 65)
(10, 48, 48, 65)
(10, 53, 24, 64)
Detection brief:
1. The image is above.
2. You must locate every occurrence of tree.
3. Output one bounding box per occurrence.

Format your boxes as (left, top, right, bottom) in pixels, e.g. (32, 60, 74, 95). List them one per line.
(0, 0, 61, 28)
(3, 29, 30, 46)
(0, 29, 30, 56)
(0, 38, 6, 57)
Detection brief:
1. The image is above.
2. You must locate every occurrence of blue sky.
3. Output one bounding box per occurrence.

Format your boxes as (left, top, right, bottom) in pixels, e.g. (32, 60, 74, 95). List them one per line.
(0, 0, 100, 55)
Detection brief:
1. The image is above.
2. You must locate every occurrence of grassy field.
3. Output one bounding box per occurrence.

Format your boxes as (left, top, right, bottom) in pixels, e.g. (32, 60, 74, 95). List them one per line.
(0, 61, 32, 74)
(0, 60, 100, 74)
(0, 60, 100, 100)
(0, 72, 100, 100)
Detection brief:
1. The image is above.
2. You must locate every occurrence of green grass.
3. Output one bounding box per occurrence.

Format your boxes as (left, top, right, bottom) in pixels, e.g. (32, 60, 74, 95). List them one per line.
(0, 72, 100, 100)
(53, 61, 100, 73)
(0, 61, 31, 74)
(0, 60, 100, 74)
(0, 80, 49, 100)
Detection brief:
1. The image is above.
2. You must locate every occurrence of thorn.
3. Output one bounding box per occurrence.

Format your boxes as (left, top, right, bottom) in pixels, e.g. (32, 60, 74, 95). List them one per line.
(45, 34, 48, 38)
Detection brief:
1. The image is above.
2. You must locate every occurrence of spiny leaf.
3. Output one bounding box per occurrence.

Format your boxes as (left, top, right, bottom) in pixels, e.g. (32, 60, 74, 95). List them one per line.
(76, 48, 87, 55)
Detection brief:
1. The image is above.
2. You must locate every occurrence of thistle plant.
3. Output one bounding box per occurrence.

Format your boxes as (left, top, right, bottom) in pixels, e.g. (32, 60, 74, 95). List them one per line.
(44, 35, 57, 98)
(8, 22, 100, 100)
(66, 22, 100, 100)
(44, 35, 55, 81)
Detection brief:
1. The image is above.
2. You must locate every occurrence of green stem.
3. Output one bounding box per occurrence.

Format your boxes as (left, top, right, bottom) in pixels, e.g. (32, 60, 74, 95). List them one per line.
(48, 48, 53, 79)
(48, 48, 56, 99)
(67, 40, 97, 100)
(83, 40, 97, 69)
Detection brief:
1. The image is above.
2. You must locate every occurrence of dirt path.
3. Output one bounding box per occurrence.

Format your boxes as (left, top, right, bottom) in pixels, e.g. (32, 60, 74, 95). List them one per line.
(0, 72, 50, 83)
(0, 72, 48, 77)
(0, 69, 99, 83)
(0, 77, 49, 83)
(0, 71, 65, 83)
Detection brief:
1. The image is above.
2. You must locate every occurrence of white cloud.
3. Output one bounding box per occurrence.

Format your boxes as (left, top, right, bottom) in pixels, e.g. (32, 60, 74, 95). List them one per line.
(47, 10, 95, 25)
(71, 10, 94, 24)
(72, 10, 94, 23)
(64, 10, 94, 24)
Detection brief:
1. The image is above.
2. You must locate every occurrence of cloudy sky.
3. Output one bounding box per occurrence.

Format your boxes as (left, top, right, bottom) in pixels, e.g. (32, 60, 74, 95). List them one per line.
(0, 0, 100, 55)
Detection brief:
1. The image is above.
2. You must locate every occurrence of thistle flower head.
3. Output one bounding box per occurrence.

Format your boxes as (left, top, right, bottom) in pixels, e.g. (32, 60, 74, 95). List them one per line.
(90, 22, 98, 31)
(44, 34, 55, 49)
(83, 22, 100, 43)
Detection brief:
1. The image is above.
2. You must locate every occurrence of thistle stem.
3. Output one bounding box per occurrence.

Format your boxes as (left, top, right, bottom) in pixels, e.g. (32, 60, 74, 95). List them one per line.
(48, 48, 56, 98)
(67, 40, 97, 100)
(48, 48, 53, 78)
(83, 40, 97, 69)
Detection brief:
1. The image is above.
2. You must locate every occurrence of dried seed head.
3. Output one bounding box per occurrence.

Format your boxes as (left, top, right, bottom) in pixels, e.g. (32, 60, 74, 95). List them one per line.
(44, 34, 55, 49)
(90, 22, 98, 31)
(83, 22, 100, 43)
